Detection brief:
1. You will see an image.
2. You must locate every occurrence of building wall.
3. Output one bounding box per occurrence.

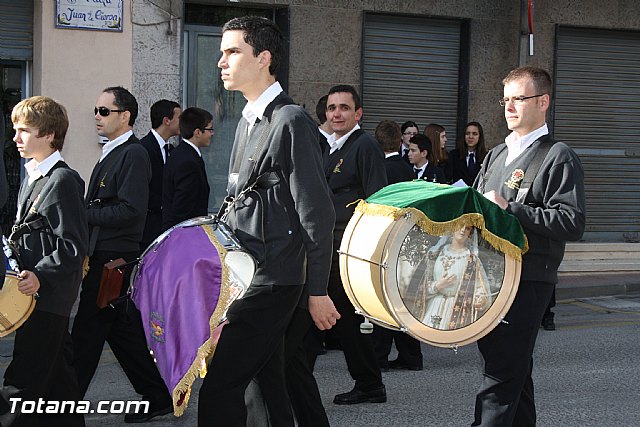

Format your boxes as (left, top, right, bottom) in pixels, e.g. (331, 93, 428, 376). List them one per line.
(33, 0, 133, 184)
(131, 0, 182, 134)
(198, 0, 639, 146)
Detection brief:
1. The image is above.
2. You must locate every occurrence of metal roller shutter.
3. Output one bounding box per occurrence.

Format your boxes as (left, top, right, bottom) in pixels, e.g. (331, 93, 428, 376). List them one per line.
(361, 13, 464, 145)
(0, 0, 33, 60)
(554, 26, 640, 242)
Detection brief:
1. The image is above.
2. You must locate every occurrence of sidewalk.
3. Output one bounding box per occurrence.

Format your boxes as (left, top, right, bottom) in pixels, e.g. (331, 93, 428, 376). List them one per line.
(557, 272, 640, 300)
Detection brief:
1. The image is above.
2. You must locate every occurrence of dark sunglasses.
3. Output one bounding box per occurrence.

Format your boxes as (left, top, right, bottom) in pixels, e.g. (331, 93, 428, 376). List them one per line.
(94, 106, 125, 117)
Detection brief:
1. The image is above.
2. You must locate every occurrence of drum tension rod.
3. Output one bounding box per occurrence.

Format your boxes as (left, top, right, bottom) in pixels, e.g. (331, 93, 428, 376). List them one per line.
(337, 251, 388, 269)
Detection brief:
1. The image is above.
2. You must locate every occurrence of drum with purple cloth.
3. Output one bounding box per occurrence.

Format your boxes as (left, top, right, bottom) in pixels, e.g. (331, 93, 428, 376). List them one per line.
(130, 215, 255, 416)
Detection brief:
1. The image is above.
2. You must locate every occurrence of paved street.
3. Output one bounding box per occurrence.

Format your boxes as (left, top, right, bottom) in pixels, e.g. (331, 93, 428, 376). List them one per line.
(1, 293, 640, 426)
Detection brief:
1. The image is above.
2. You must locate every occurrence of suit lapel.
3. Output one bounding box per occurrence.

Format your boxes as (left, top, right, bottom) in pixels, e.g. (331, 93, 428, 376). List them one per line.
(234, 93, 290, 193)
(16, 162, 64, 224)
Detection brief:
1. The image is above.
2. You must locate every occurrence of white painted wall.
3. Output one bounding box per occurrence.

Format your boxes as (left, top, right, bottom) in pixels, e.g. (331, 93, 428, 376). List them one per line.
(32, 0, 133, 185)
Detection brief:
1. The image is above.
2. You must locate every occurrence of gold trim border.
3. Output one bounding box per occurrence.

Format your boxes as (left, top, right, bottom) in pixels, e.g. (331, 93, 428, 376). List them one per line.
(354, 201, 528, 261)
(170, 224, 235, 416)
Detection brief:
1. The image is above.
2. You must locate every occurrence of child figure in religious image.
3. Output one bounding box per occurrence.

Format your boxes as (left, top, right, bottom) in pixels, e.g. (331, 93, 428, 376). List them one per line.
(418, 226, 492, 330)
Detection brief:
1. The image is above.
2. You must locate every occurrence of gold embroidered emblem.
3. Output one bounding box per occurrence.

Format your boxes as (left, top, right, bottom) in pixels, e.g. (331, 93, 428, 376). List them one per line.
(99, 172, 107, 188)
(333, 158, 344, 174)
(505, 169, 525, 190)
(28, 194, 41, 215)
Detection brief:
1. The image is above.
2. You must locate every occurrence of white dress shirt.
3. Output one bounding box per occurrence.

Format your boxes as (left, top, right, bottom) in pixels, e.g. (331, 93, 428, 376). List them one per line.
(327, 124, 360, 155)
(242, 81, 283, 135)
(100, 130, 133, 162)
(504, 123, 549, 165)
(151, 129, 169, 163)
(24, 150, 64, 186)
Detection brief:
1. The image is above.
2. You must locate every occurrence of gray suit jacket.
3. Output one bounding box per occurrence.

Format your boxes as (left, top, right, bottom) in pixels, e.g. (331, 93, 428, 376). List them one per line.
(226, 92, 335, 295)
(15, 161, 88, 316)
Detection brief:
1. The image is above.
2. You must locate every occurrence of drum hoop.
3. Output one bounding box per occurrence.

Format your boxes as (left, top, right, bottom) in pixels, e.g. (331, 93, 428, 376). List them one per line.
(0, 271, 36, 337)
(382, 213, 521, 347)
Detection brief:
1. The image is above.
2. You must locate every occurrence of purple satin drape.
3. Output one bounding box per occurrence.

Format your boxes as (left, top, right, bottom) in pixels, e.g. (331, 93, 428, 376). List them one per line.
(131, 225, 222, 406)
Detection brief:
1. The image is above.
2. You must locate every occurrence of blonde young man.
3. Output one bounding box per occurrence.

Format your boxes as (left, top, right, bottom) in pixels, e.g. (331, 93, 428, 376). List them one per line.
(2, 96, 88, 426)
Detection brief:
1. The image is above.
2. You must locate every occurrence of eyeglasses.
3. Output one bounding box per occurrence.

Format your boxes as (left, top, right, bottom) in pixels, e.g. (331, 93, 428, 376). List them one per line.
(403, 131, 418, 136)
(202, 128, 214, 132)
(94, 107, 125, 117)
(498, 94, 544, 106)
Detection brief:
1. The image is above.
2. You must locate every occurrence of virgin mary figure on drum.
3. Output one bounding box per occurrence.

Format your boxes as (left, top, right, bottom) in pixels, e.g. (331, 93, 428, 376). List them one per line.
(406, 226, 492, 330)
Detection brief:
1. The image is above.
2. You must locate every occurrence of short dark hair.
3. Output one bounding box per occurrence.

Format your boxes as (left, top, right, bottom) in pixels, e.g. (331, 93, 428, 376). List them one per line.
(401, 121, 419, 134)
(180, 107, 213, 140)
(150, 99, 180, 129)
(327, 85, 362, 110)
(503, 66, 552, 96)
(222, 16, 283, 75)
(103, 86, 138, 126)
(410, 134, 433, 161)
(375, 120, 402, 152)
(316, 95, 328, 124)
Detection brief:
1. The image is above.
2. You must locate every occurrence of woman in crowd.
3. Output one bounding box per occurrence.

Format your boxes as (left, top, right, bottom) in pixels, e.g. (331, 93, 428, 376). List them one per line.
(449, 121, 487, 186)
(423, 124, 449, 182)
(399, 121, 419, 161)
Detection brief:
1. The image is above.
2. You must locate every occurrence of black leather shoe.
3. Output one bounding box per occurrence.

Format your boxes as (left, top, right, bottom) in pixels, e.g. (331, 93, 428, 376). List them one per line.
(541, 316, 556, 331)
(124, 402, 172, 423)
(333, 386, 386, 405)
(388, 358, 423, 371)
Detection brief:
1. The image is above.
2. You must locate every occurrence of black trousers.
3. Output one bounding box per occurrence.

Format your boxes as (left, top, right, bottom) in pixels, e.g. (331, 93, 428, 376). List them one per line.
(373, 327, 423, 368)
(284, 307, 330, 427)
(307, 257, 383, 391)
(71, 250, 171, 406)
(4, 310, 84, 427)
(198, 284, 303, 427)
(472, 280, 555, 427)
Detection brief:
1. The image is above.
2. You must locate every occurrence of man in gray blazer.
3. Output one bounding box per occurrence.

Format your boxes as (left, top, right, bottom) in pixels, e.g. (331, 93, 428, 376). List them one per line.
(72, 86, 172, 423)
(198, 16, 339, 426)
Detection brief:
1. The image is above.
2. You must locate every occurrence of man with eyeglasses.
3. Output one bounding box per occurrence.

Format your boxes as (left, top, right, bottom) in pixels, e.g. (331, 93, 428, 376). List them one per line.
(472, 66, 585, 426)
(400, 121, 419, 163)
(162, 107, 212, 230)
(72, 86, 173, 423)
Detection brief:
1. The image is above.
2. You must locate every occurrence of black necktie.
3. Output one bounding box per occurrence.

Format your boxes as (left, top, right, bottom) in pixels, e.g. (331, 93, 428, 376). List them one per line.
(164, 144, 171, 163)
(414, 167, 421, 178)
(468, 152, 475, 170)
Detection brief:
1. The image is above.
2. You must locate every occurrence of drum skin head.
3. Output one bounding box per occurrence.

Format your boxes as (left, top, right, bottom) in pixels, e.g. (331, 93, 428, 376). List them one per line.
(340, 209, 521, 348)
(0, 271, 36, 337)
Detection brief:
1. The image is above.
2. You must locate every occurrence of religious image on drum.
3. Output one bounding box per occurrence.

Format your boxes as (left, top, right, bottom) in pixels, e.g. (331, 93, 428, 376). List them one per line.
(397, 225, 505, 331)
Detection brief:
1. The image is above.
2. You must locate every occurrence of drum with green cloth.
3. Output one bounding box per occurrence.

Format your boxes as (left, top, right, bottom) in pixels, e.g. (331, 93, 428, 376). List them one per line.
(339, 181, 528, 348)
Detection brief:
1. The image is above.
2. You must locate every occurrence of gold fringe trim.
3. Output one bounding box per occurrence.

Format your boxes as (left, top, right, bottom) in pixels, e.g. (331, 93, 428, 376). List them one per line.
(170, 224, 236, 416)
(355, 201, 528, 261)
(82, 256, 90, 278)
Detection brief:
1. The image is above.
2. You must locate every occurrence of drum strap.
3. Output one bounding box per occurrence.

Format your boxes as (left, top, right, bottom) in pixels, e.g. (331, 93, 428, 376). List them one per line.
(218, 108, 283, 221)
(478, 137, 554, 206)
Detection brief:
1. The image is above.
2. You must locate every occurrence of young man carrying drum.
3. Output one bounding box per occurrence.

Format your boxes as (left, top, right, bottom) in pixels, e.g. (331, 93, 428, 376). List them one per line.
(1, 96, 88, 426)
(198, 16, 338, 426)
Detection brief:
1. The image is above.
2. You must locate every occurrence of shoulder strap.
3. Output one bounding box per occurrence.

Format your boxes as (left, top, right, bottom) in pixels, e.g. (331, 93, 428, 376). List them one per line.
(516, 138, 555, 204)
(476, 144, 508, 193)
